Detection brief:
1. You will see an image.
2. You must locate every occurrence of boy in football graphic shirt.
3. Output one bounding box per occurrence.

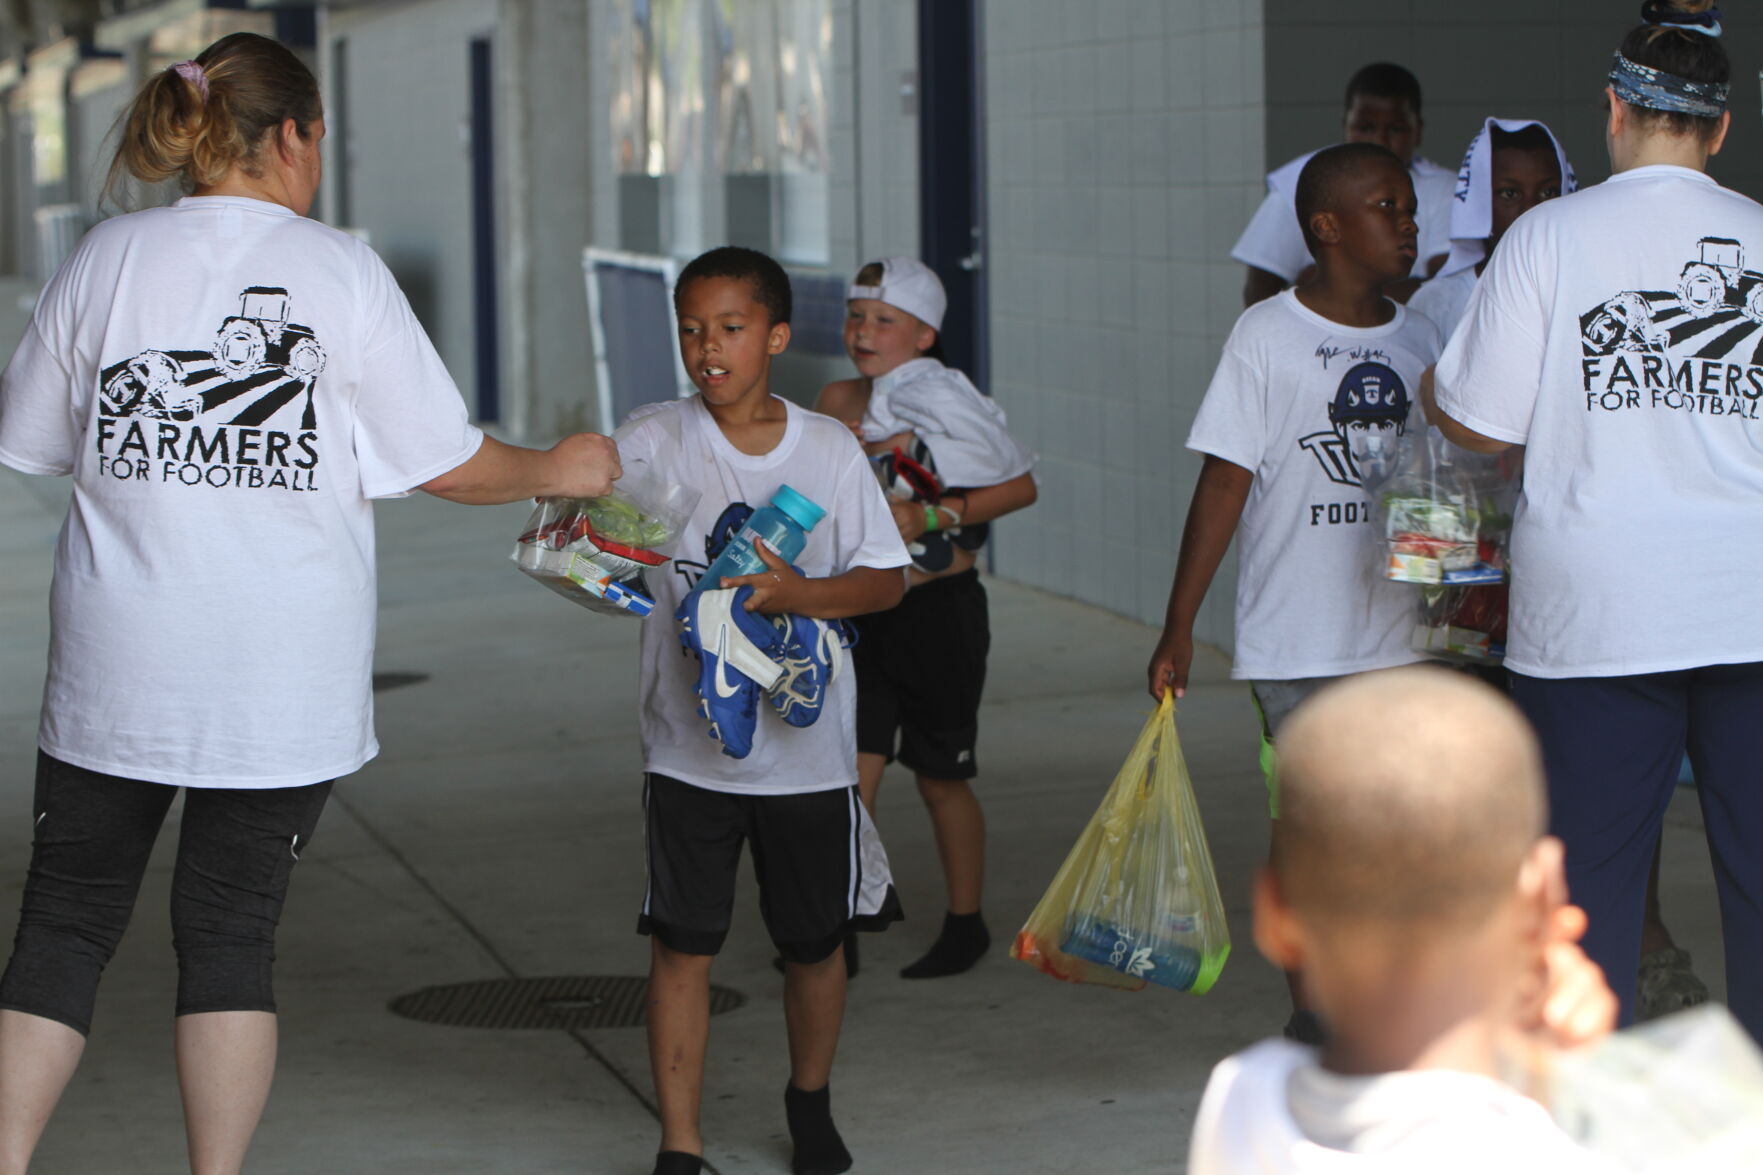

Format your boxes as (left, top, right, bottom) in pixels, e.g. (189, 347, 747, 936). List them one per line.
(1148, 142, 1442, 1042)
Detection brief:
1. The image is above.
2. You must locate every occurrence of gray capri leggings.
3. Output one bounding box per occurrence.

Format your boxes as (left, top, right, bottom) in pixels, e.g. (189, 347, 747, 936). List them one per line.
(0, 752, 331, 1035)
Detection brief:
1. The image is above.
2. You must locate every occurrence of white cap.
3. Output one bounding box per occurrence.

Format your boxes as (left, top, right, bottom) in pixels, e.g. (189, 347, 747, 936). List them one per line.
(848, 256, 946, 331)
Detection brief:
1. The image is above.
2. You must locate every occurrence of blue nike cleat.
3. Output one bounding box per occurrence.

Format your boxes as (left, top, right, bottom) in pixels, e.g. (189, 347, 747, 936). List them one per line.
(675, 586, 787, 758)
(765, 613, 850, 728)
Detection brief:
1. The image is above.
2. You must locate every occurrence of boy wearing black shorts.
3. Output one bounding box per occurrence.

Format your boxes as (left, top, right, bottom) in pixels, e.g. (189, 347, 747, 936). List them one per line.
(613, 247, 909, 1175)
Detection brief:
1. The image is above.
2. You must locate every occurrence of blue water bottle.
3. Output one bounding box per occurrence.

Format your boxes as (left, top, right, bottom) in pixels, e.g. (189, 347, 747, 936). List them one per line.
(697, 485, 827, 590)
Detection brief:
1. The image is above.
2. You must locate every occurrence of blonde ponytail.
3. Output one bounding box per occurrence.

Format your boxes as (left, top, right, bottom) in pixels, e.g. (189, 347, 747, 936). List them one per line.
(106, 32, 320, 204)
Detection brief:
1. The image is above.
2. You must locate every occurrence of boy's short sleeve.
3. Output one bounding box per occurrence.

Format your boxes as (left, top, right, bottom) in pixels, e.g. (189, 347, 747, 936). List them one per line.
(1186, 329, 1268, 475)
(1230, 188, 1310, 283)
(0, 319, 83, 475)
(352, 251, 484, 499)
(1432, 216, 1551, 446)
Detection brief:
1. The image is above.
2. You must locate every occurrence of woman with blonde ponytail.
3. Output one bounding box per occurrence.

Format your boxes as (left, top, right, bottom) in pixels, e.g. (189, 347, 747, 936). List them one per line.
(1431, 1, 1763, 1043)
(0, 32, 619, 1172)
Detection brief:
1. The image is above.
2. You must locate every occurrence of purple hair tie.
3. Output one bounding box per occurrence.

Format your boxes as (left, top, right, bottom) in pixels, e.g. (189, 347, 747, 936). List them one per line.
(172, 60, 210, 100)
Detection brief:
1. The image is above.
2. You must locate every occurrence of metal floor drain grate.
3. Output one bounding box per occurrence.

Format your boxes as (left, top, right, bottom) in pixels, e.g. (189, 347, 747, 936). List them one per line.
(388, 975, 745, 1029)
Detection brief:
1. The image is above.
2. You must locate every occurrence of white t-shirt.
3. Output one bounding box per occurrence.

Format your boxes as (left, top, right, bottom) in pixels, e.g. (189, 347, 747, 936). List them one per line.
(1434, 166, 1763, 677)
(1233, 153, 1457, 283)
(0, 196, 483, 788)
(1189, 1039, 1613, 1175)
(1407, 268, 1478, 341)
(614, 396, 909, 795)
(859, 357, 1035, 489)
(1187, 290, 1440, 680)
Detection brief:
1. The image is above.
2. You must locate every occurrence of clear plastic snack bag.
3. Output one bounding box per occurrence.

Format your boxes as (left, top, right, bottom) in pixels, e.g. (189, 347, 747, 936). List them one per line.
(1546, 1004, 1763, 1173)
(1379, 427, 1517, 587)
(510, 470, 699, 618)
(1012, 692, 1230, 993)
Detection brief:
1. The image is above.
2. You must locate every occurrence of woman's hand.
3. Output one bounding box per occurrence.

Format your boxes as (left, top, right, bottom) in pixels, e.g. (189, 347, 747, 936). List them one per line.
(721, 538, 807, 615)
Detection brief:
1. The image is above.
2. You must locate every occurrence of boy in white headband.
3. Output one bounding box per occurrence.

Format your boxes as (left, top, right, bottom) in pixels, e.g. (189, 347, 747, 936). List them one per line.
(1410, 119, 1574, 338)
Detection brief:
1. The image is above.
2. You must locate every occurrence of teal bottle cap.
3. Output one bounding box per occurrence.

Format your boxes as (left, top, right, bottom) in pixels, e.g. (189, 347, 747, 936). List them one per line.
(771, 484, 826, 532)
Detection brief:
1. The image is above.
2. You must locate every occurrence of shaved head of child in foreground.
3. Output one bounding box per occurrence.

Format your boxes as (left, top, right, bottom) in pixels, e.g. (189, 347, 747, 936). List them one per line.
(1257, 667, 1571, 1076)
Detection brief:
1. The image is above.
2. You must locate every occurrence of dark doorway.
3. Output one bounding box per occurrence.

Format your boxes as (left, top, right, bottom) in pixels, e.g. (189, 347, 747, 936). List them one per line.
(468, 36, 501, 423)
(917, 0, 987, 390)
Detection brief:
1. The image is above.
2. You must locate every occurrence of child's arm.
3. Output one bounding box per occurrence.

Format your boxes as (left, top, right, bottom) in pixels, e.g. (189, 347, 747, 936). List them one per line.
(722, 539, 905, 619)
(939, 472, 1037, 526)
(890, 471, 1039, 543)
(863, 430, 915, 458)
(1146, 455, 1253, 699)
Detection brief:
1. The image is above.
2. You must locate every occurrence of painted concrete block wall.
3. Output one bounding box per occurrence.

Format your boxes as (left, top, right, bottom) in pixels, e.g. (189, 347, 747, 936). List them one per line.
(327, 0, 495, 417)
(1263, 1, 1763, 205)
(983, 0, 1265, 649)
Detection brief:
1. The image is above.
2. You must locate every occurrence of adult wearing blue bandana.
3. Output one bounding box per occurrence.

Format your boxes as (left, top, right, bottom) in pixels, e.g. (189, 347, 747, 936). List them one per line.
(1428, 1, 1763, 1041)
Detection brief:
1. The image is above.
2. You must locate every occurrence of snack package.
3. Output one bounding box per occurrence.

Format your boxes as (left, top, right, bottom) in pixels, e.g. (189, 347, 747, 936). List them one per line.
(510, 471, 699, 618)
(1012, 692, 1230, 994)
(1412, 583, 1509, 663)
(1379, 428, 1517, 587)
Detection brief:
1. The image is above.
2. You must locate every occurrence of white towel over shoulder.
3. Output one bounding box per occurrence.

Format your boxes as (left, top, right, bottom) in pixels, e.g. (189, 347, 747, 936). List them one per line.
(860, 358, 1035, 489)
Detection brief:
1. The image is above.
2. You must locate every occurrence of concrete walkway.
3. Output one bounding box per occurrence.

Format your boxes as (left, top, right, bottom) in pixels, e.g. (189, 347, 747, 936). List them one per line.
(0, 277, 1726, 1173)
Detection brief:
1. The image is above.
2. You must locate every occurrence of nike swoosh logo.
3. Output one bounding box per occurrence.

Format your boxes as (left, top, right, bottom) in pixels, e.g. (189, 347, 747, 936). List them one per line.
(712, 625, 743, 698)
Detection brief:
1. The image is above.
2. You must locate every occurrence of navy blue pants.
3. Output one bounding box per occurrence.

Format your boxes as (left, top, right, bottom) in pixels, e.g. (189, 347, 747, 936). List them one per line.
(1511, 664, 1763, 1039)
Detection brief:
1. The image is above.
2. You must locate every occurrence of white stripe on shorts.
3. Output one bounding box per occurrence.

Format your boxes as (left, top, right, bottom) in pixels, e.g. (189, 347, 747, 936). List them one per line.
(851, 792, 895, 918)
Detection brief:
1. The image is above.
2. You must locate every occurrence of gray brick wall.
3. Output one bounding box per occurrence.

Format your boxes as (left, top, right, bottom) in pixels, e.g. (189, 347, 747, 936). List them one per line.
(984, 0, 1265, 649)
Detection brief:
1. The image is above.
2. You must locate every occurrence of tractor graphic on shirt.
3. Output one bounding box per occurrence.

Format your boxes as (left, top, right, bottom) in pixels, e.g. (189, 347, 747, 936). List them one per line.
(99, 287, 327, 429)
(1580, 236, 1763, 361)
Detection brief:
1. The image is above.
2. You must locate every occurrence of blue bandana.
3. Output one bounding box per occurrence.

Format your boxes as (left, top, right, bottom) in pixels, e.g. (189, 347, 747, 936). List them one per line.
(1609, 51, 1729, 118)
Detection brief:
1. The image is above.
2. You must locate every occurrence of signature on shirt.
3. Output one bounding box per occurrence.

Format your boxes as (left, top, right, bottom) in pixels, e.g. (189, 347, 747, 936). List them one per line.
(1315, 343, 1391, 369)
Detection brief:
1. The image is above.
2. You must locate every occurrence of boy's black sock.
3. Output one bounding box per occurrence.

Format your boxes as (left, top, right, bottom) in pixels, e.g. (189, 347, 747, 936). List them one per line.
(652, 1151, 703, 1175)
(899, 910, 989, 979)
(784, 1083, 853, 1175)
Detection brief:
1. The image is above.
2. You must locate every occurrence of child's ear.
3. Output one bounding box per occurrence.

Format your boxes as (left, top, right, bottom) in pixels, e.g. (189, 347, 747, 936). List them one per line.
(1515, 836, 1567, 936)
(1309, 210, 1341, 248)
(1252, 866, 1305, 972)
(768, 321, 792, 356)
(916, 323, 937, 355)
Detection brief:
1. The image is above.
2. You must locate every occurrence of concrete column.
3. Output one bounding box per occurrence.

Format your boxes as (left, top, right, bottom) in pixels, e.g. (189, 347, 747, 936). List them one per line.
(496, 0, 594, 439)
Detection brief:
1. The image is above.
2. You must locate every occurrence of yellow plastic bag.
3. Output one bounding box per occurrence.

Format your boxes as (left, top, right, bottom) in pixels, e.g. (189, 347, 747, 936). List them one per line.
(1011, 692, 1230, 993)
